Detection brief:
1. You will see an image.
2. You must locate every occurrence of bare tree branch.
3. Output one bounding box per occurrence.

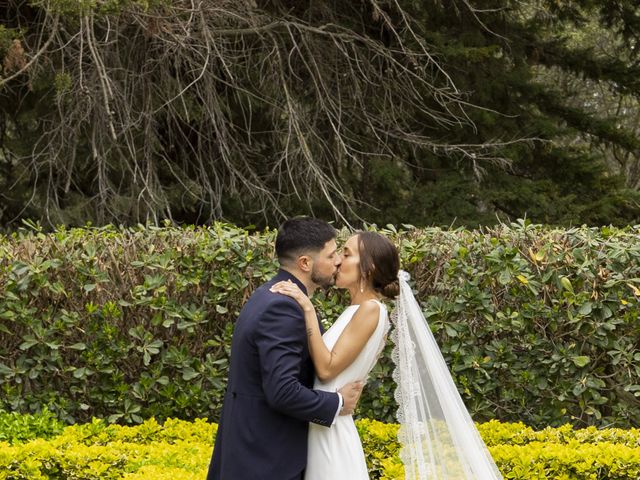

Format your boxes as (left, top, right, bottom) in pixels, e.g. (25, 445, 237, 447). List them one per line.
(1, 0, 517, 226)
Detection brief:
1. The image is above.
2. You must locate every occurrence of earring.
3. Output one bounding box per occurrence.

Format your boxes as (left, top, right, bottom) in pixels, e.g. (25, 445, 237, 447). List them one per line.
(360, 278, 364, 293)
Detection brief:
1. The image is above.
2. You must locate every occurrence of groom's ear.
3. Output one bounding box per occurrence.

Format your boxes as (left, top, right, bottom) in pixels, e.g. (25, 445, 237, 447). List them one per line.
(296, 254, 313, 273)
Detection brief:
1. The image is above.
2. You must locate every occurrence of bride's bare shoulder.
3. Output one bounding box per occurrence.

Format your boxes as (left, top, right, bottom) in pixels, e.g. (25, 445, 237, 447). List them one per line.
(351, 300, 381, 327)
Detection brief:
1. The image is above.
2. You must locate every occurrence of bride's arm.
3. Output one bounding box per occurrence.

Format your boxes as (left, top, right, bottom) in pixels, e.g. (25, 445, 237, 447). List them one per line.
(270, 281, 379, 382)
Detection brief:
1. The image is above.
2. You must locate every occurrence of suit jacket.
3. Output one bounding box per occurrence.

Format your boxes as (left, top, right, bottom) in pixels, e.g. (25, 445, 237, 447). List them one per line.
(207, 269, 340, 480)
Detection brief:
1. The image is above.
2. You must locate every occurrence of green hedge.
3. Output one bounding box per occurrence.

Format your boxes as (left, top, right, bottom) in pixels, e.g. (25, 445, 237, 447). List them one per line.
(3, 415, 640, 480)
(1, 222, 640, 427)
(0, 409, 63, 444)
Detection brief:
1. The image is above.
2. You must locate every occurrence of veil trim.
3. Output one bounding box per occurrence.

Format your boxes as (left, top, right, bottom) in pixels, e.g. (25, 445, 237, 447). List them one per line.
(390, 270, 503, 479)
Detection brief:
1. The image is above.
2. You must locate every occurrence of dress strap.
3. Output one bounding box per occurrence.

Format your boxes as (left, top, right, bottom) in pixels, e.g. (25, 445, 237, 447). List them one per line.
(363, 299, 388, 331)
(365, 298, 384, 307)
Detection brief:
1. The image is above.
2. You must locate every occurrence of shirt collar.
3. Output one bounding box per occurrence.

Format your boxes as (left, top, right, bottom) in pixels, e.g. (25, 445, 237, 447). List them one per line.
(274, 268, 309, 295)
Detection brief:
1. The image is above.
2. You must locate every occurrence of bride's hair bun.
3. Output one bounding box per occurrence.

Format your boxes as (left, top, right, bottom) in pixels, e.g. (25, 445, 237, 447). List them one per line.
(357, 231, 400, 299)
(381, 279, 400, 299)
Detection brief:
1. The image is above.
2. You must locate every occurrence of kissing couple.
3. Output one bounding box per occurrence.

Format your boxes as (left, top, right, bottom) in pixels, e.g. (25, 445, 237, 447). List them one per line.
(206, 217, 503, 480)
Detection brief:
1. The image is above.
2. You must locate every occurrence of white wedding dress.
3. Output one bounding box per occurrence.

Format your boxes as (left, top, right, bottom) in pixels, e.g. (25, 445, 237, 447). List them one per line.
(305, 300, 389, 480)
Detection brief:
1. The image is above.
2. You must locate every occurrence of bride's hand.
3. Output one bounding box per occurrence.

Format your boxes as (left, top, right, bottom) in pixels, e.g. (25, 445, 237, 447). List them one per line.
(270, 280, 314, 312)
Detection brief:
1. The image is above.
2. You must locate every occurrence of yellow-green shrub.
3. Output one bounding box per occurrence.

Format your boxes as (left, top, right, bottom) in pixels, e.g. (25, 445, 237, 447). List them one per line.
(4, 417, 640, 480)
(357, 418, 400, 478)
(0, 409, 63, 444)
(0, 417, 218, 479)
(367, 419, 640, 480)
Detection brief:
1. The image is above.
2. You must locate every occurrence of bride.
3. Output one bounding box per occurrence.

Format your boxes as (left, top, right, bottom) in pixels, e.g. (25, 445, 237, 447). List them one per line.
(271, 231, 503, 480)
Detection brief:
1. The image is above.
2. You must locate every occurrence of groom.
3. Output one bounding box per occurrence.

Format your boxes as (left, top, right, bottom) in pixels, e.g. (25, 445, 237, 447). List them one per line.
(206, 217, 364, 480)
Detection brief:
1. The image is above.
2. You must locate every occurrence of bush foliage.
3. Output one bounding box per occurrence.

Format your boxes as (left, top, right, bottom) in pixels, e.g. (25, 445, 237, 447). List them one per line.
(1, 222, 639, 428)
(3, 416, 640, 480)
(0, 409, 63, 444)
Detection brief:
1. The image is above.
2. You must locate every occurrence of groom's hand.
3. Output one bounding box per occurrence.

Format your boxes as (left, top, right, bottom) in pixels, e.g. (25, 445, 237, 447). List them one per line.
(338, 381, 364, 416)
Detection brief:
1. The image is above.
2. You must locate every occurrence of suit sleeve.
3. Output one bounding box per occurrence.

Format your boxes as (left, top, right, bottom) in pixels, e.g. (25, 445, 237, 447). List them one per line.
(255, 298, 340, 426)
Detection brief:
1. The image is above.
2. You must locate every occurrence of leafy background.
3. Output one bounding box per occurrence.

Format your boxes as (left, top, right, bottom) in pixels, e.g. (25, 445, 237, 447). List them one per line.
(1, 222, 639, 429)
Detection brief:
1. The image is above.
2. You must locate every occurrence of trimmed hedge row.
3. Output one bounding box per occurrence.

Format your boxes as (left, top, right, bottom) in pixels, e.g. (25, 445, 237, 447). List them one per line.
(3, 414, 640, 480)
(1, 222, 640, 427)
(368, 419, 640, 480)
(0, 416, 214, 480)
(0, 409, 63, 444)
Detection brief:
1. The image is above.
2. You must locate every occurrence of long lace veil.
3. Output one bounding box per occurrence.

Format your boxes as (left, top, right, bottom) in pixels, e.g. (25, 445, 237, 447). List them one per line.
(390, 270, 503, 479)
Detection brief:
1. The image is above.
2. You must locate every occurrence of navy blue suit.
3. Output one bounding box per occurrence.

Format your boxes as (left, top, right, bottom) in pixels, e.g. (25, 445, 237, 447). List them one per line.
(207, 270, 340, 480)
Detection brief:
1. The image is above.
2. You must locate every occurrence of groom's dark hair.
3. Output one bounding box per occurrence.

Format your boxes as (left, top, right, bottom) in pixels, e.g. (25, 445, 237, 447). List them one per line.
(276, 217, 336, 265)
